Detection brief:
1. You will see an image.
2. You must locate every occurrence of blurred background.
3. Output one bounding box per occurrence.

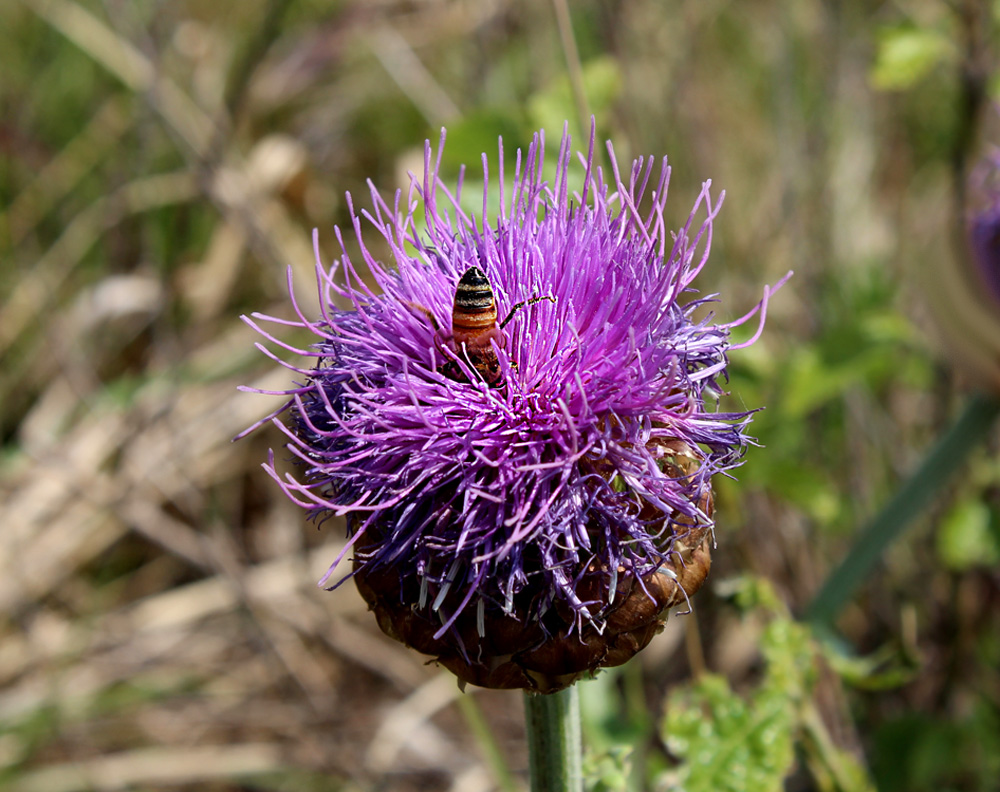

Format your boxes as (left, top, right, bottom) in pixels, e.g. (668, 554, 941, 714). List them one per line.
(2, 0, 1000, 790)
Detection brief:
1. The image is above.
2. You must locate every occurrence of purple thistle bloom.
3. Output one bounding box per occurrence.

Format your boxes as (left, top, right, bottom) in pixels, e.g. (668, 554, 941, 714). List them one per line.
(240, 124, 788, 691)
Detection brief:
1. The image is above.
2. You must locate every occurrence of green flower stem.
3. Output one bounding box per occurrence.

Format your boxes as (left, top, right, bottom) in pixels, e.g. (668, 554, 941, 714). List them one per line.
(524, 686, 583, 792)
(807, 392, 1000, 627)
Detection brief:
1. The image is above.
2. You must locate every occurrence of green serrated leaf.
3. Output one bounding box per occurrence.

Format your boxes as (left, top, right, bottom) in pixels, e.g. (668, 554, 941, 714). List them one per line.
(664, 673, 795, 792)
(760, 619, 816, 698)
(663, 586, 806, 792)
(660, 581, 878, 791)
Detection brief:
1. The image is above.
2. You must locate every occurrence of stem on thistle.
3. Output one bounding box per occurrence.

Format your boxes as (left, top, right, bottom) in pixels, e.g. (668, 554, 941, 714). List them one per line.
(523, 686, 583, 792)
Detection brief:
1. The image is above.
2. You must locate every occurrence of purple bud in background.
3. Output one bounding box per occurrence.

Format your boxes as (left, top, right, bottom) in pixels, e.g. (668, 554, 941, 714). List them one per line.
(924, 149, 1000, 393)
(969, 188, 1000, 306)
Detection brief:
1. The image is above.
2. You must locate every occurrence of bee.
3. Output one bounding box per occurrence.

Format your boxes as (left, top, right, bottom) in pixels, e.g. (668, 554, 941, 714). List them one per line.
(411, 266, 554, 386)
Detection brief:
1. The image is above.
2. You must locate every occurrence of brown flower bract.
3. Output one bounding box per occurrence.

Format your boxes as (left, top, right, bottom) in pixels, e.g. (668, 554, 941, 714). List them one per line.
(352, 441, 714, 693)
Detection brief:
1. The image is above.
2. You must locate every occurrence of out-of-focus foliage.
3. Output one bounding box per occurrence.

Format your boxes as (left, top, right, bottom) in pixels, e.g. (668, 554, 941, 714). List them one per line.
(665, 672, 799, 791)
(938, 497, 1000, 569)
(582, 745, 632, 792)
(3, 0, 1000, 790)
(659, 579, 873, 792)
(527, 54, 623, 140)
(871, 26, 954, 91)
(871, 705, 1000, 792)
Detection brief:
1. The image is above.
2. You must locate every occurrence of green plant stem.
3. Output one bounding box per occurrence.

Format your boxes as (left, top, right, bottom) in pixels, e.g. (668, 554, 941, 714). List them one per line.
(551, 0, 590, 138)
(807, 392, 1000, 627)
(524, 686, 583, 792)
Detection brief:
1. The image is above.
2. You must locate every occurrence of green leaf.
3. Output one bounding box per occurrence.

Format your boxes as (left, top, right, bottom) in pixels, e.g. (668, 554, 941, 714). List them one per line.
(937, 497, 1000, 570)
(870, 27, 952, 91)
(782, 346, 900, 419)
(662, 595, 813, 792)
(583, 745, 632, 792)
(661, 579, 879, 791)
(435, 108, 527, 175)
(664, 673, 795, 792)
(821, 641, 920, 692)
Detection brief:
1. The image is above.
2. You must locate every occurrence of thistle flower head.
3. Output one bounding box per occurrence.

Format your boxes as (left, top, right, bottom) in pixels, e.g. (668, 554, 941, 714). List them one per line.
(241, 124, 787, 691)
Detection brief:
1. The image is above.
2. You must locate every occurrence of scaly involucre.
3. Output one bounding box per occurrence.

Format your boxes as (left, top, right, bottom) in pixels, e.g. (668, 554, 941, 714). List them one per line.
(242, 125, 784, 689)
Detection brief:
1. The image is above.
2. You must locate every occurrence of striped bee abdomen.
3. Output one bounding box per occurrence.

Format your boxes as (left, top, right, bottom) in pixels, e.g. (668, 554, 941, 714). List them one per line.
(452, 266, 499, 340)
(440, 265, 552, 386)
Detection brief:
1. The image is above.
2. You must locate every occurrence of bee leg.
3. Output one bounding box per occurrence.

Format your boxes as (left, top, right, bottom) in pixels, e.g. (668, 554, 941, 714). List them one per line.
(402, 299, 441, 333)
(498, 294, 557, 329)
